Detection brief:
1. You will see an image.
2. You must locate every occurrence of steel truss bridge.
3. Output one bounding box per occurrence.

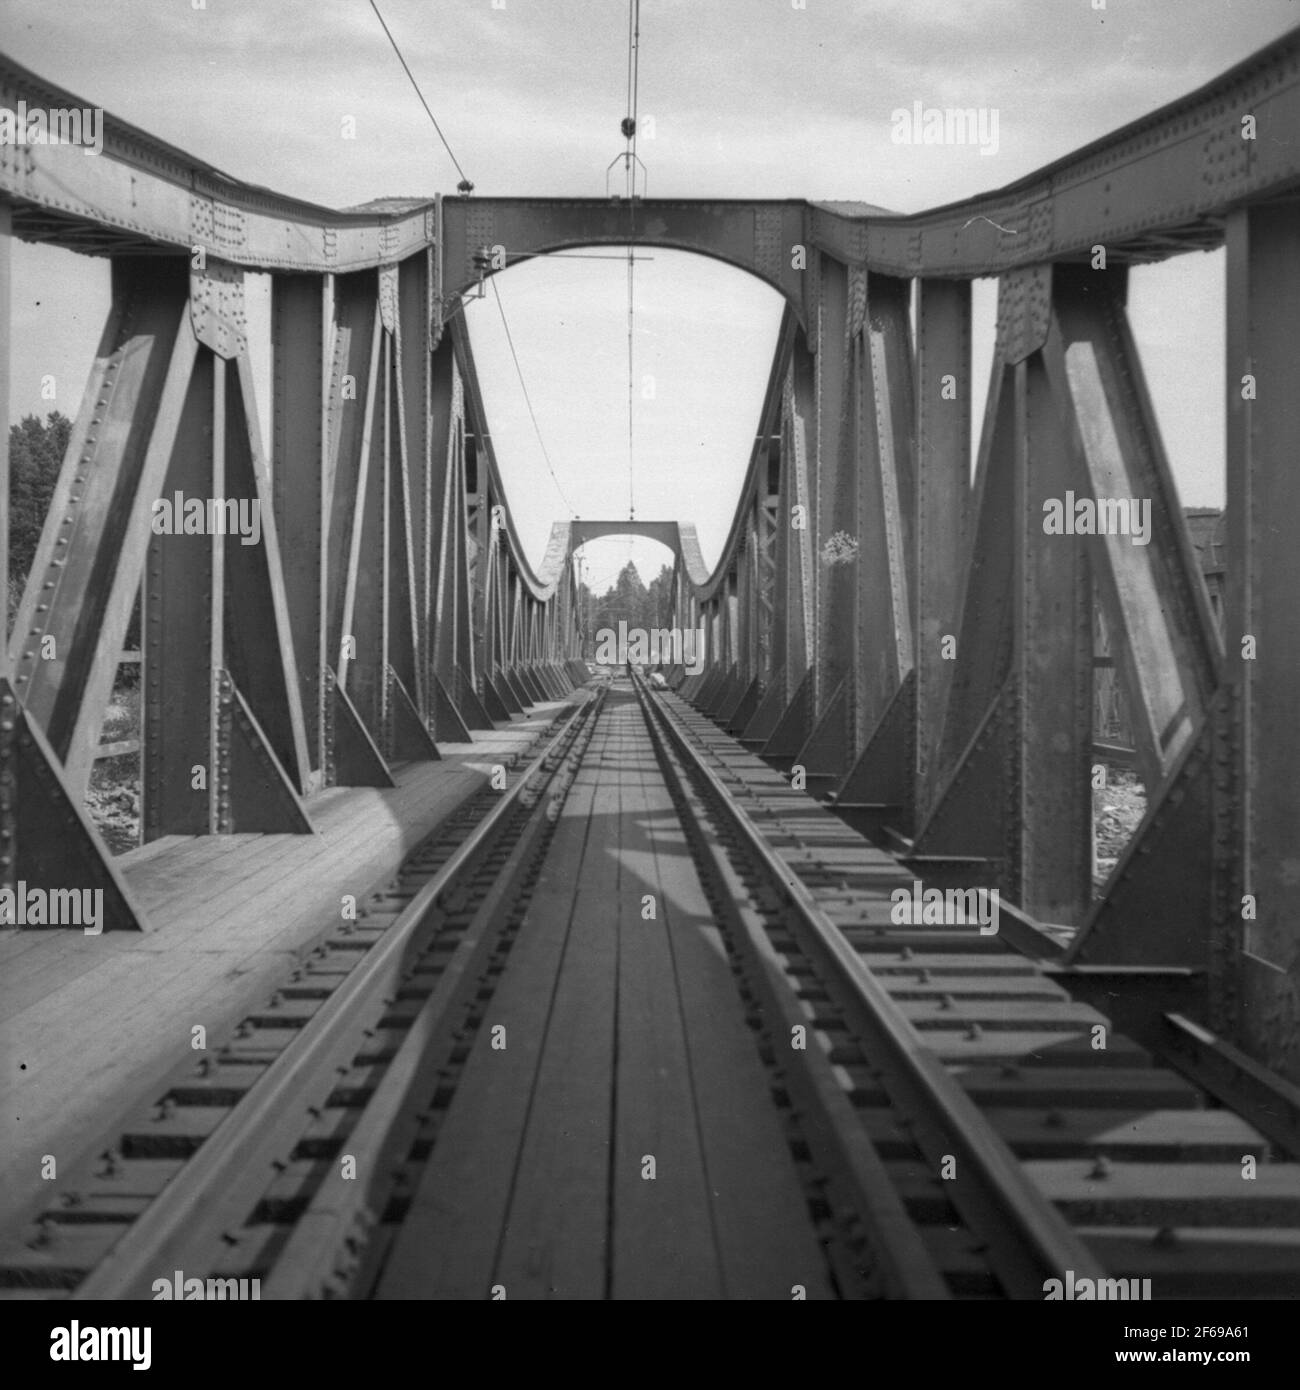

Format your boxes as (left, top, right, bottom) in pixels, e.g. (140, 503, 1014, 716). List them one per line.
(1, 30, 1298, 1301)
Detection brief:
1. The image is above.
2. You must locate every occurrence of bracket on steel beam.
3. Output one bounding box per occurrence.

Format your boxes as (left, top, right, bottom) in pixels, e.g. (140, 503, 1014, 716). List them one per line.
(833, 669, 917, 840)
(494, 671, 526, 715)
(455, 666, 495, 730)
(691, 666, 728, 711)
(762, 668, 814, 764)
(501, 668, 532, 711)
(793, 676, 852, 797)
(0, 679, 148, 931)
(911, 675, 1015, 888)
(432, 674, 473, 744)
(1066, 710, 1217, 970)
(378, 264, 399, 333)
(724, 677, 762, 734)
(326, 666, 394, 788)
(189, 259, 247, 359)
(996, 265, 1051, 365)
(221, 672, 314, 833)
(702, 665, 742, 721)
(514, 666, 545, 706)
(480, 674, 512, 723)
(386, 667, 440, 762)
(739, 666, 788, 746)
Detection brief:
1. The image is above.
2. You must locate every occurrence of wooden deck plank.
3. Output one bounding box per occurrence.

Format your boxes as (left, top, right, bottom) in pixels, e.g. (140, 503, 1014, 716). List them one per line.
(986, 1108, 1268, 1160)
(948, 1066, 1201, 1109)
(880, 978, 1069, 1000)
(158, 770, 490, 947)
(1, 950, 203, 1214)
(374, 752, 603, 1299)
(0, 935, 139, 1024)
(1076, 1226, 1300, 1297)
(1026, 1159, 1300, 1222)
(856, 1106, 1266, 1162)
(900, 999, 1108, 1029)
(491, 717, 622, 1299)
(868, 955, 1041, 975)
(610, 705, 721, 1300)
(126, 834, 267, 913)
(637, 714, 836, 1301)
(0, 928, 94, 964)
(928, 1030, 1150, 1066)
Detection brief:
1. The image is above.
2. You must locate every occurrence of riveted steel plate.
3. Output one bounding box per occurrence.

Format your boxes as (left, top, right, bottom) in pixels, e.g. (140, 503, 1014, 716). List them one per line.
(190, 259, 247, 359)
(755, 206, 785, 285)
(996, 265, 1051, 365)
(378, 264, 399, 334)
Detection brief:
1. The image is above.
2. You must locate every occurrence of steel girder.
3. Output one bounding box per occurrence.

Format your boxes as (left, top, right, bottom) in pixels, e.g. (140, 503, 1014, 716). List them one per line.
(806, 28, 1300, 277)
(440, 198, 817, 333)
(3, 254, 319, 932)
(0, 200, 8, 606)
(912, 266, 1221, 931)
(699, 202, 1292, 1080)
(673, 307, 810, 734)
(912, 279, 971, 823)
(0, 58, 435, 272)
(694, 266, 915, 779)
(1217, 202, 1300, 1080)
(1, 233, 573, 928)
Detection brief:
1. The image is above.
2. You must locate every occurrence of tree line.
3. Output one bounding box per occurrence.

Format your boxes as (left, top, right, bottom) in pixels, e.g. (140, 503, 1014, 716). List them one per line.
(8, 411, 70, 624)
(577, 559, 676, 657)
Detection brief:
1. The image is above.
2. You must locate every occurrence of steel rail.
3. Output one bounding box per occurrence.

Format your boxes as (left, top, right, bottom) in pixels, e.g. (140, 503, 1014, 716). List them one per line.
(636, 678, 1108, 1299)
(634, 678, 948, 1298)
(73, 690, 598, 1300)
(259, 698, 600, 1297)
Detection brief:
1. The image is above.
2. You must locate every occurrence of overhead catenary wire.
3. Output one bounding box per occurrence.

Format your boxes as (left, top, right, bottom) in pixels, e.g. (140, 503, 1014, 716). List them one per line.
(528, 252, 654, 261)
(490, 277, 577, 519)
(626, 245, 636, 522)
(368, 0, 472, 189)
(369, 1, 574, 522)
(623, 0, 641, 521)
(625, 0, 639, 152)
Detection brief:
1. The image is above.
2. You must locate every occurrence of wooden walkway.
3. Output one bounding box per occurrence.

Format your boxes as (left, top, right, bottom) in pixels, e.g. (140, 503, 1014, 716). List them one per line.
(376, 690, 831, 1300)
(0, 709, 565, 1228)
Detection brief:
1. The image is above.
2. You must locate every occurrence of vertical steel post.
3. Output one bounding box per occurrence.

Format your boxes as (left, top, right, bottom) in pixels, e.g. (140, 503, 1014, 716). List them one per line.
(271, 274, 327, 784)
(812, 256, 850, 720)
(914, 278, 970, 819)
(1014, 352, 1093, 924)
(1223, 204, 1300, 1078)
(0, 199, 10, 662)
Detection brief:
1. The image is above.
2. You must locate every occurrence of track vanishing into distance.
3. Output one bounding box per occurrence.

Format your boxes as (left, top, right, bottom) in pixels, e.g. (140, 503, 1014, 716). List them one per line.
(3, 678, 1299, 1301)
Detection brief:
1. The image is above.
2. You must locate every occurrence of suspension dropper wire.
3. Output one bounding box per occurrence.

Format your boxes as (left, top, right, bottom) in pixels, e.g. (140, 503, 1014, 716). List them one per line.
(624, 0, 641, 520)
(368, 0, 471, 187)
(370, 2, 578, 533)
(490, 277, 576, 519)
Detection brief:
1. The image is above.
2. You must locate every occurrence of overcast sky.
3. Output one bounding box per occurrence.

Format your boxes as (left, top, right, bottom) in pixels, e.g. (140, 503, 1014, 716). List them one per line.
(5, 0, 1296, 588)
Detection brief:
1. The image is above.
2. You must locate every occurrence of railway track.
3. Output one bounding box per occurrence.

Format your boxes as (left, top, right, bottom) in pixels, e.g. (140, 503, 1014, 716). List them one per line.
(6, 674, 1298, 1300)
(645, 674, 1300, 1300)
(1, 691, 601, 1299)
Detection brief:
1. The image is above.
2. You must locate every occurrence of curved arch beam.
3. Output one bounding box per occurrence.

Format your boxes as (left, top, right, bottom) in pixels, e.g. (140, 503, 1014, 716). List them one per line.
(534, 520, 710, 591)
(440, 198, 826, 330)
(450, 317, 558, 603)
